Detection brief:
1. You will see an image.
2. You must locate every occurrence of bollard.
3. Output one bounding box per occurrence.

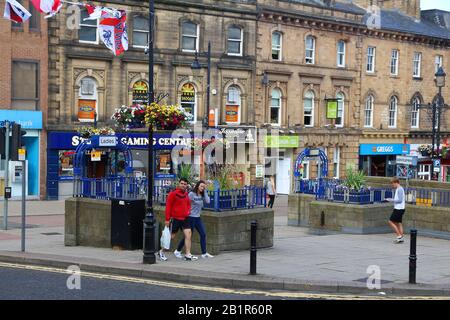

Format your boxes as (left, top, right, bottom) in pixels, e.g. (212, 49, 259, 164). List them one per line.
(250, 220, 257, 275)
(143, 209, 156, 264)
(409, 229, 417, 284)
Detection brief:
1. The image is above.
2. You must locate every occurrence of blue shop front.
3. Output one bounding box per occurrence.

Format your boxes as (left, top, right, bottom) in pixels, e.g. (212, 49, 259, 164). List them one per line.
(359, 143, 410, 177)
(47, 132, 194, 199)
(0, 110, 43, 199)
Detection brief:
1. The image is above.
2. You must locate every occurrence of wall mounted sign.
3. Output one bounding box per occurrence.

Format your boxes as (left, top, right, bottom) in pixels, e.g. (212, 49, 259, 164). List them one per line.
(326, 99, 338, 119)
(265, 136, 299, 148)
(132, 81, 148, 104)
(181, 83, 195, 116)
(78, 99, 96, 122)
(225, 105, 239, 123)
(360, 144, 410, 155)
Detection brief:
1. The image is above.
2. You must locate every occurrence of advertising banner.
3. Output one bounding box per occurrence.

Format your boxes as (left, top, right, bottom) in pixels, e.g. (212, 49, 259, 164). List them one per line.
(78, 99, 96, 122)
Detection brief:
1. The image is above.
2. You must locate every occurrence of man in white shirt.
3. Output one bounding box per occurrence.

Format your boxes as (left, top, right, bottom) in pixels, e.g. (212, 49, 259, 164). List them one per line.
(385, 177, 406, 243)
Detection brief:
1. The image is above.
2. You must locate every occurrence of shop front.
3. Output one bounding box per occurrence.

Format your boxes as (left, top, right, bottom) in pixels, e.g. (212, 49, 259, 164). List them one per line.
(46, 131, 193, 199)
(359, 144, 410, 177)
(0, 110, 43, 199)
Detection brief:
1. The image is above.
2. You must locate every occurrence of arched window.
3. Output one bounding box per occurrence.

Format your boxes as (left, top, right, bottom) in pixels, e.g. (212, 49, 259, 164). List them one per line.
(272, 32, 282, 61)
(133, 16, 149, 48)
(336, 92, 345, 127)
(305, 36, 315, 64)
(180, 83, 197, 123)
(181, 21, 199, 52)
(270, 89, 281, 125)
(303, 90, 314, 127)
(226, 86, 241, 124)
(364, 95, 374, 127)
(337, 40, 345, 67)
(389, 96, 398, 128)
(78, 77, 98, 122)
(411, 96, 421, 128)
(228, 26, 243, 56)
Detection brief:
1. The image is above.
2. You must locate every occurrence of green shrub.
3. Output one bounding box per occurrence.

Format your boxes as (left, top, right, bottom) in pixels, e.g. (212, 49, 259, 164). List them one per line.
(344, 167, 366, 190)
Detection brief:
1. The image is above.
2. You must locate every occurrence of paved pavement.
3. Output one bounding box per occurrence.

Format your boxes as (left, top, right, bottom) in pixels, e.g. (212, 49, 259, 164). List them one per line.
(0, 196, 450, 296)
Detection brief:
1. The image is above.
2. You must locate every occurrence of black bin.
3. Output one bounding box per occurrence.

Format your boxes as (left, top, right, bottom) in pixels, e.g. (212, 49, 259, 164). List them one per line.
(111, 199, 146, 250)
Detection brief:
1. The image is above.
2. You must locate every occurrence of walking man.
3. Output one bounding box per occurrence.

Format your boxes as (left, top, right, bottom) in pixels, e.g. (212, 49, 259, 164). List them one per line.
(158, 178, 198, 261)
(385, 177, 406, 243)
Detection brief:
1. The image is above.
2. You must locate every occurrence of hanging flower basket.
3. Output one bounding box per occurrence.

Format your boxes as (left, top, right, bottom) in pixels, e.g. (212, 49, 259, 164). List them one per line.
(111, 104, 146, 131)
(418, 144, 432, 157)
(144, 103, 193, 130)
(77, 126, 115, 139)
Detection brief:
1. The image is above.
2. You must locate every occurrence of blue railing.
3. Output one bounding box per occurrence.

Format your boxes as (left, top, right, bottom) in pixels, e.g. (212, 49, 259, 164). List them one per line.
(74, 177, 267, 211)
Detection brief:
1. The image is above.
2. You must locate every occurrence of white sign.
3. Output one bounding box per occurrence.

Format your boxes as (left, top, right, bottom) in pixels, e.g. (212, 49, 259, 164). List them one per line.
(396, 156, 417, 166)
(91, 151, 101, 162)
(434, 159, 441, 172)
(255, 165, 264, 178)
(99, 136, 117, 147)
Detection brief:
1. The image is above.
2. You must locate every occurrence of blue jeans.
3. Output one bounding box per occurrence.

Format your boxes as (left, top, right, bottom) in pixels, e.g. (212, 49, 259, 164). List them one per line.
(177, 217, 207, 254)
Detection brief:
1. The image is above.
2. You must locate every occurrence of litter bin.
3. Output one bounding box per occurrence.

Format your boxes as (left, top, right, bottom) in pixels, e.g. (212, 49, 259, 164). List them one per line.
(111, 198, 146, 250)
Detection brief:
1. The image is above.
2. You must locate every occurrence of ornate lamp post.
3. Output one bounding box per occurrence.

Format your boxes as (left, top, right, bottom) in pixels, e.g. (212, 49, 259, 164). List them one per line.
(143, 0, 156, 264)
(431, 67, 447, 180)
(191, 41, 211, 128)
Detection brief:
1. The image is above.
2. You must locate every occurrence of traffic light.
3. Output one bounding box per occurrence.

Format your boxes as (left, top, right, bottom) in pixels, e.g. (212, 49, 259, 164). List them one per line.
(10, 123, 26, 161)
(0, 127, 5, 159)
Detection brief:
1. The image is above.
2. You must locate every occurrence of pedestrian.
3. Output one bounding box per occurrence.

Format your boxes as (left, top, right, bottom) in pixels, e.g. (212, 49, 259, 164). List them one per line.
(174, 180, 214, 259)
(385, 177, 406, 243)
(158, 178, 198, 261)
(266, 176, 276, 208)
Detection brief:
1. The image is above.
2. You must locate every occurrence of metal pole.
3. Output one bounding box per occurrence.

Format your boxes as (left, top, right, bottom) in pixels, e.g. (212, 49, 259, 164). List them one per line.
(436, 87, 442, 181)
(431, 101, 436, 179)
(21, 160, 26, 252)
(143, 0, 156, 264)
(3, 122, 10, 230)
(205, 41, 211, 128)
(250, 220, 257, 275)
(409, 229, 417, 284)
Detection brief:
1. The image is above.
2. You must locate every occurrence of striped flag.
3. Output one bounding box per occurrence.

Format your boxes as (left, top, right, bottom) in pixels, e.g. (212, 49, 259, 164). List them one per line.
(3, 0, 31, 23)
(99, 11, 128, 56)
(31, 0, 62, 18)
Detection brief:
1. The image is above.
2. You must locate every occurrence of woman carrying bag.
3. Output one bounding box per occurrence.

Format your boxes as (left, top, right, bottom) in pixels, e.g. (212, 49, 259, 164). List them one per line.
(174, 180, 214, 259)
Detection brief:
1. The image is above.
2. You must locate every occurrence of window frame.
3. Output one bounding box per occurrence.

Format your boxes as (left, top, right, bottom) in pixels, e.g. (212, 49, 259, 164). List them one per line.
(181, 21, 199, 53)
(270, 88, 282, 126)
(366, 47, 376, 73)
(305, 36, 315, 65)
(78, 76, 98, 123)
(227, 26, 243, 57)
(29, 0, 40, 32)
(11, 60, 40, 111)
(335, 92, 345, 127)
(303, 90, 315, 127)
(411, 96, 420, 129)
(390, 49, 399, 76)
(364, 95, 374, 128)
(79, 9, 99, 44)
(226, 85, 242, 125)
(435, 55, 443, 73)
(132, 15, 150, 49)
(413, 52, 422, 78)
(271, 31, 282, 61)
(388, 96, 398, 128)
(337, 40, 346, 68)
(333, 146, 340, 179)
(180, 82, 198, 124)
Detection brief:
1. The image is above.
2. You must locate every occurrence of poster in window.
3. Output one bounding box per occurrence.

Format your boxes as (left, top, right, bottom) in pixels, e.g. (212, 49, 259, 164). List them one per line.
(78, 99, 96, 122)
(226, 105, 239, 123)
(326, 100, 338, 119)
(181, 83, 195, 116)
(132, 81, 148, 104)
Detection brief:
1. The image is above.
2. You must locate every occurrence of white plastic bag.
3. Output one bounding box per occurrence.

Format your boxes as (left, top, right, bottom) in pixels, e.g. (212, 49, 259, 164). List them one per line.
(160, 226, 171, 250)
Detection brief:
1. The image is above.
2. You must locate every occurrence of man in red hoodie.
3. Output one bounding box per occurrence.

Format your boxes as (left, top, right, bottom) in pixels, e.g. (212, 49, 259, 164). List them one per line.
(158, 178, 198, 261)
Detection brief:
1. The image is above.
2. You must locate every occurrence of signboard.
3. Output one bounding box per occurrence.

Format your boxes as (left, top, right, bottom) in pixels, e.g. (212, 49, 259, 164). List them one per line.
(99, 136, 118, 147)
(78, 99, 96, 122)
(396, 155, 418, 166)
(132, 81, 148, 104)
(264, 136, 299, 148)
(208, 109, 216, 127)
(0, 110, 43, 129)
(434, 159, 441, 172)
(255, 165, 264, 178)
(360, 144, 410, 156)
(91, 151, 101, 162)
(326, 100, 338, 119)
(180, 83, 195, 117)
(18, 148, 26, 161)
(216, 126, 257, 144)
(225, 105, 239, 123)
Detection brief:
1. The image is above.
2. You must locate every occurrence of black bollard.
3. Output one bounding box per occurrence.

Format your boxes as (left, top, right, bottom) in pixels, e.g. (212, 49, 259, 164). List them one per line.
(250, 220, 257, 275)
(143, 209, 156, 264)
(409, 229, 417, 284)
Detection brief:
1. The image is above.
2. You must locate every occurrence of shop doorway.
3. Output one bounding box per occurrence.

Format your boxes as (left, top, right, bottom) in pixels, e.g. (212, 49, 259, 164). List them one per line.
(276, 157, 291, 194)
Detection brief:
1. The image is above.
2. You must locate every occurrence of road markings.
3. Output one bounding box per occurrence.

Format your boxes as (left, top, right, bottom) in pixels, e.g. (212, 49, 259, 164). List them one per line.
(0, 262, 448, 300)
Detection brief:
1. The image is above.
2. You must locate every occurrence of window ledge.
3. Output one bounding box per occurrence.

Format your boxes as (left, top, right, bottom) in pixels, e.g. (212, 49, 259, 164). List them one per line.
(412, 77, 423, 81)
(390, 75, 400, 79)
(365, 72, 377, 76)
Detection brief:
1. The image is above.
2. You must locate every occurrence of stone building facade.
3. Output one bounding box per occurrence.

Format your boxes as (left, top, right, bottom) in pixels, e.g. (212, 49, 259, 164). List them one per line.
(254, 0, 450, 191)
(0, 0, 48, 199)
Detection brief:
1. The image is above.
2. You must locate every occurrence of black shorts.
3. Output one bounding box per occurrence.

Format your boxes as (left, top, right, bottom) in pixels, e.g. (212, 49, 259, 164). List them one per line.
(390, 209, 405, 223)
(170, 218, 191, 233)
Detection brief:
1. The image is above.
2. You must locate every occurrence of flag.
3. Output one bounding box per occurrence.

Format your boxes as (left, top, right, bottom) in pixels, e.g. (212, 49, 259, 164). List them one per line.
(99, 12, 128, 56)
(3, 0, 31, 23)
(31, 0, 62, 18)
(84, 4, 121, 21)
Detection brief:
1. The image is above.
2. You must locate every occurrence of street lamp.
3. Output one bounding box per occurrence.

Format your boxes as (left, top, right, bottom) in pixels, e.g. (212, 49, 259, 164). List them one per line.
(191, 41, 211, 128)
(143, 0, 156, 264)
(433, 67, 447, 180)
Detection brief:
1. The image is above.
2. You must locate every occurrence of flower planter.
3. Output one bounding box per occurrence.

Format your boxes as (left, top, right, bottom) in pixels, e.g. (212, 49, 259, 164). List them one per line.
(421, 151, 431, 157)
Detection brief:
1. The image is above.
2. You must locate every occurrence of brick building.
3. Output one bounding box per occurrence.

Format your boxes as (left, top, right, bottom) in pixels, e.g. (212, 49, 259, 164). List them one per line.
(0, 0, 48, 199)
(255, 0, 450, 193)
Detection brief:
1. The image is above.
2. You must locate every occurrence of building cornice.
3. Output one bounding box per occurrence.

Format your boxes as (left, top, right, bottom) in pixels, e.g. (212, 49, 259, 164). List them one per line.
(361, 130, 410, 139)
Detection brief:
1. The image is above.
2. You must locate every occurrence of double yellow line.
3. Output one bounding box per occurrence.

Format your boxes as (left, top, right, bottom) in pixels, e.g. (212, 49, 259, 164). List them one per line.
(0, 262, 448, 300)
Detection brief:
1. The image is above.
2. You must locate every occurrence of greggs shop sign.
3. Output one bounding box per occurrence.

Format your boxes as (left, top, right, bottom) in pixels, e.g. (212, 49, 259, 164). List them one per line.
(360, 144, 410, 156)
